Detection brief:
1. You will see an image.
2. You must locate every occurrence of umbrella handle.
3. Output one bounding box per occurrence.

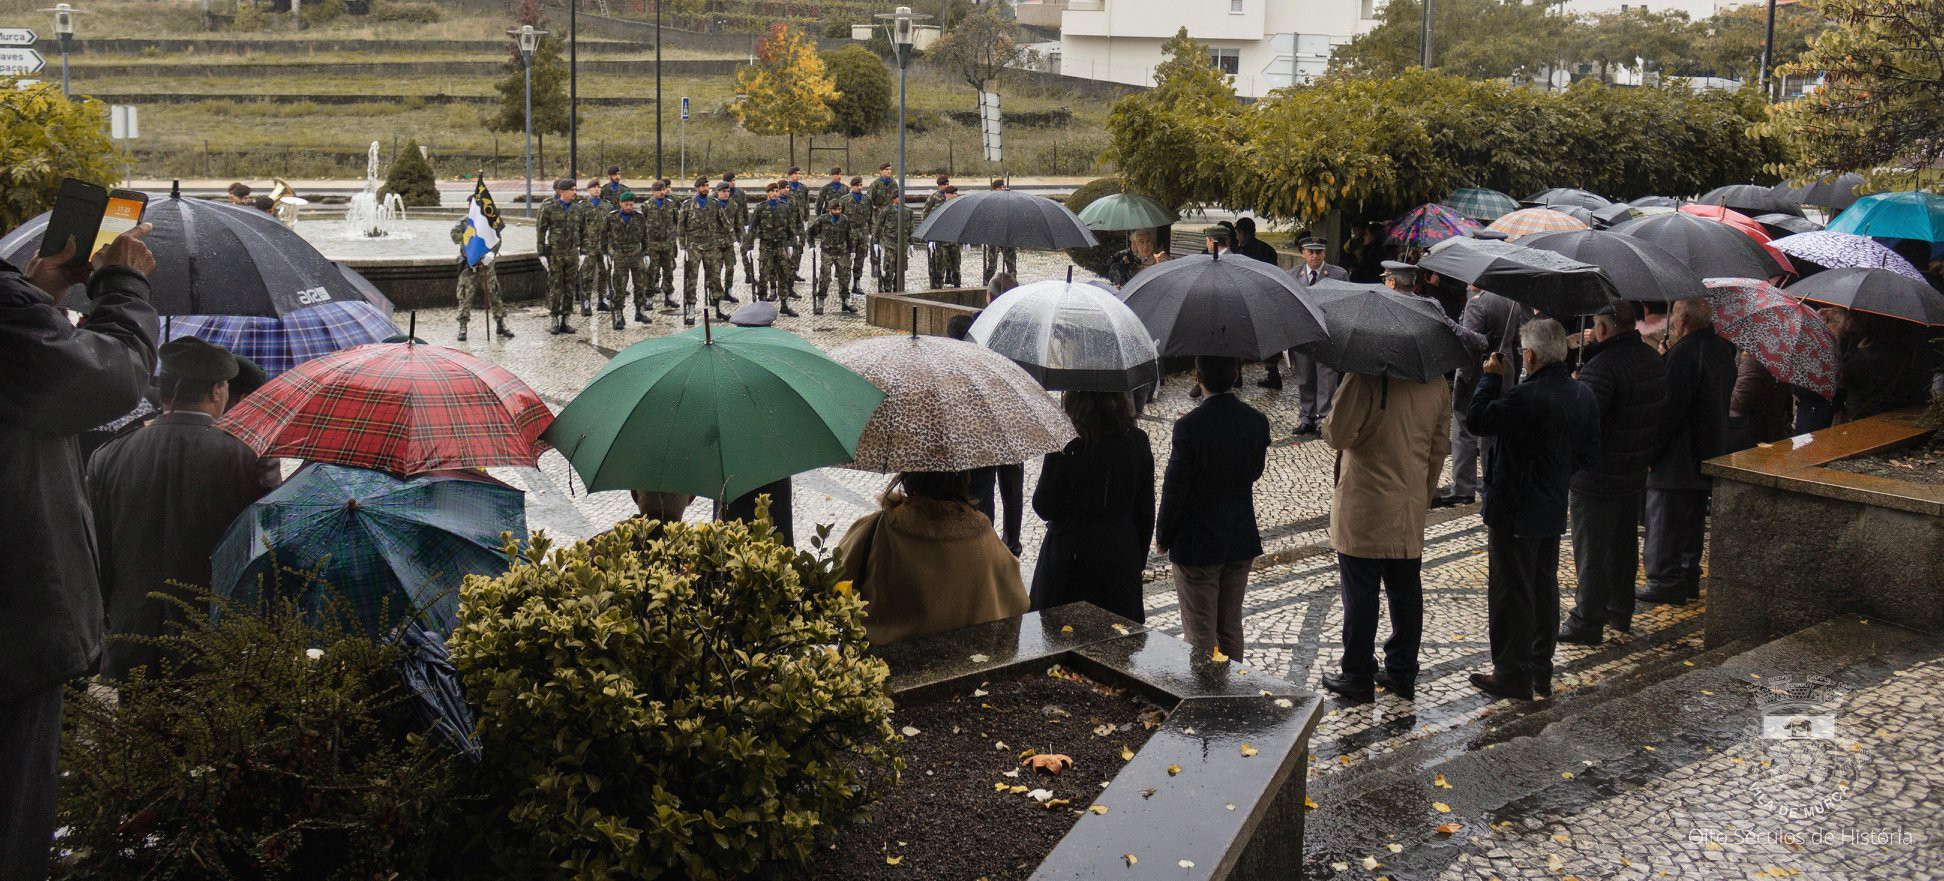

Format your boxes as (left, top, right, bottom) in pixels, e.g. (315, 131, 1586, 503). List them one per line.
(910, 305, 918, 338)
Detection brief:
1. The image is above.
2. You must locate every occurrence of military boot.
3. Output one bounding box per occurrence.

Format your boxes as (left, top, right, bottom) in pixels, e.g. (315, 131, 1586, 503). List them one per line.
(496, 319, 515, 339)
(456, 323, 468, 342)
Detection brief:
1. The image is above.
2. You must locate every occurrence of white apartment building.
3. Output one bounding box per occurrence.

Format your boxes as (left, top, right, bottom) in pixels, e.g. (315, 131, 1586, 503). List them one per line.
(1556, 0, 1755, 17)
(1059, 0, 1383, 98)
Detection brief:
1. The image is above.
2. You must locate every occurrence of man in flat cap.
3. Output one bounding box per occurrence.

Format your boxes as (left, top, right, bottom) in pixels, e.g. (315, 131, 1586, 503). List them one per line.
(1269, 236, 1349, 433)
(537, 178, 582, 335)
(87, 337, 274, 681)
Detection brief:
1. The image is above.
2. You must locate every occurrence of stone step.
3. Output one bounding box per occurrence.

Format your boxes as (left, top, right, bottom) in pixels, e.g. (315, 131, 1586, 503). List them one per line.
(1302, 617, 1937, 879)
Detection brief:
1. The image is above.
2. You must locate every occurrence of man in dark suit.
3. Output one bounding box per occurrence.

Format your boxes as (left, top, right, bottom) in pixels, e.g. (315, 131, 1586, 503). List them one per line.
(1232, 217, 1280, 265)
(1466, 319, 1600, 701)
(1437, 284, 1534, 507)
(1639, 298, 1736, 605)
(1267, 237, 1349, 429)
(1157, 356, 1272, 660)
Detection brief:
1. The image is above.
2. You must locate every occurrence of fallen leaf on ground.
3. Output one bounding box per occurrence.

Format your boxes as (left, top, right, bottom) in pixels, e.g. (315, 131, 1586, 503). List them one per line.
(1332, 862, 1349, 872)
(1178, 860, 1196, 868)
(1043, 798, 1070, 809)
(885, 855, 903, 865)
(900, 726, 921, 737)
(1432, 802, 1451, 813)
(1094, 724, 1116, 737)
(1088, 804, 1108, 815)
(1553, 833, 1571, 843)
(1434, 773, 1451, 789)
(1019, 748, 1040, 759)
(994, 740, 1008, 750)
(1121, 745, 1135, 761)
(1167, 764, 1182, 776)
(1547, 854, 1564, 871)
(1435, 823, 1462, 835)
(1561, 771, 1575, 780)
(1211, 648, 1229, 663)
(1112, 623, 1130, 634)
(1024, 754, 1073, 775)
(1123, 854, 1137, 866)
(1361, 856, 1381, 870)
(1385, 843, 1403, 853)
(1061, 625, 1074, 634)
(971, 688, 989, 698)
(994, 782, 1008, 792)
(1240, 744, 1259, 757)
(1141, 788, 1157, 799)
(1027, 788, 1054, 802)
(1007, 785, 1028, 794)
(1643, 745, 1656, 752)
(1003, 768, 1020, 778)
(968, 654, 989, 663)
(1225, 803, 1236, 811)
(1274, 698, 1293, 708)
(1305, 796, 1319, 810)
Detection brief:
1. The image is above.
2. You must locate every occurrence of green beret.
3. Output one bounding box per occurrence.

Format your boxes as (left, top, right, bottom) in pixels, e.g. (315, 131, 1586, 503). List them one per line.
(619, 191, 638, 202)
(159, 337, 239, 383)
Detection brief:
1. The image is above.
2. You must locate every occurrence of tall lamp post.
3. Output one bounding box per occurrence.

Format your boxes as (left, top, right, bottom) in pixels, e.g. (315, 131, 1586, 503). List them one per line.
(1757, 0, 1778, 102)
(568, 0, 577, 178)
(655, 0, 663, 179)
(509, 25, 547, 218)
(41, 3, 84, 98)
(875, 6, 927, 293)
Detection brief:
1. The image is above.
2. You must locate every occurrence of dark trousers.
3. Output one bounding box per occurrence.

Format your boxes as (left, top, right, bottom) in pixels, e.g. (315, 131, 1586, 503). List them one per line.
(1, 682, 63, 881)
(1336, 553, 1424, 685)
(1448, 412, 1492, 497)
(1174, 559, 1252, 661)
(1791, 385, 1834, 435)
(1486, 527, 1561, 688)
(1644, 487, 1709, 597)
(1568, 490, 1642, 632)
(969, 463, 1025, 554)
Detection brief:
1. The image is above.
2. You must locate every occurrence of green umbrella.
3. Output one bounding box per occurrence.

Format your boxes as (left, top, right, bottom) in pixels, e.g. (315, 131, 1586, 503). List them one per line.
(543, 324, 886, 501)
(1077, 192, 1177, 231)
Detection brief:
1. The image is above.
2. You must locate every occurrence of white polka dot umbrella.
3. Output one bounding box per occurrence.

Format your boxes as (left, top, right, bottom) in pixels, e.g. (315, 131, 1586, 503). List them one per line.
(829, 334, 1077, 473)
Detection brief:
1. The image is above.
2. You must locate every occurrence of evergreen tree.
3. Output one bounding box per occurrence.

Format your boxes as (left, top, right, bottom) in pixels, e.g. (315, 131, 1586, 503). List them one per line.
(380, 140, 440, 208)
(820, 45, 893, 138)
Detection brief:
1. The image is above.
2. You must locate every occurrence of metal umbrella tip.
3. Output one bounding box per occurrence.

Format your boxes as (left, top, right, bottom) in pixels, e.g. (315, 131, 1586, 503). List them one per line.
(170, 180, 180, 199)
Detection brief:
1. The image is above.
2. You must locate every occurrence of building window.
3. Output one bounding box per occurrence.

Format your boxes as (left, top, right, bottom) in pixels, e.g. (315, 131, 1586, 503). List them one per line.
(1209, 47, 1240, 75)
(1230, 0, 1244, 12)
(1360, 0, 1376, 18)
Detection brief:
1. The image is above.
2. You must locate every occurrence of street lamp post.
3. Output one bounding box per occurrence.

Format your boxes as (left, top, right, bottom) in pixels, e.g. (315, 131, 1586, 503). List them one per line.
(569, 0, 577, 179)
(509, 25, 547, 218)
(655, 0, 663, 179)
(1757, 0, 1779, 102)
(41, 3, 83, 98)
(875, 6, 927, 294)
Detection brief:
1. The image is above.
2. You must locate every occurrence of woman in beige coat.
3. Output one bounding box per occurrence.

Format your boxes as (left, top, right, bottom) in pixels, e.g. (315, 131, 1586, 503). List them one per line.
(838, 471, 1029, 645)
(1318, 372, 1452, 704)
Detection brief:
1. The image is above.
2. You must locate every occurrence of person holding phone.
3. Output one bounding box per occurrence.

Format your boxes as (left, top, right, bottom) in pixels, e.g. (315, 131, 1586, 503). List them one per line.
(1, 224, 159, 881)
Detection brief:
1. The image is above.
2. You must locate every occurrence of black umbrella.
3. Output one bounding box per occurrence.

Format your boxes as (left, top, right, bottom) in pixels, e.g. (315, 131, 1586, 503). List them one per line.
(0, 193, 374, 317)
(1629, 195, 1681, 208)
(1118, 252, 1329, 360)
(1792, 172, 1867, 212)
(1786, 267, 1944, 326)
(913, 189, 1098, 249)
(1590, 202, 1643, 229)
(1609, 212, 1784, 280)
(1518, 229, 1705, 303)
(1752, 213, 1823, 237)
(1697, 184, 1801, 217)
(1301, 280, 1472, 382)
(395, 623, 482, 762)
(1523, 188, 1613, 211)
(1418, 236, 1618, 316)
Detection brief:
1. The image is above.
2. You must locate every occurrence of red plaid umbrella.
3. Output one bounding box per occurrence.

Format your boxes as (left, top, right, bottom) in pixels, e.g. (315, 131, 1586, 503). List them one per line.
(218, 342, 553, 474)
(1702, 277, 1837, 399)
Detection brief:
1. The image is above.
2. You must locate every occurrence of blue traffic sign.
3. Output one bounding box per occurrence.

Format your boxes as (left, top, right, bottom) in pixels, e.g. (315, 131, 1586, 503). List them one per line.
(680, 96, 690, 121)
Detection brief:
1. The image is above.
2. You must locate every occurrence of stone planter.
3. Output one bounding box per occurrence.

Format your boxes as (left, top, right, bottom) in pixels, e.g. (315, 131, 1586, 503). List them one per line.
(1702, 406, 1942, 647)
(866, 289, 988, 336)
(872, 603, 1324, 880)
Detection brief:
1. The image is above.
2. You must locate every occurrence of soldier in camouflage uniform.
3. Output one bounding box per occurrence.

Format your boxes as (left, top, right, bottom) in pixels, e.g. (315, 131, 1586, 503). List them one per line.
(575, 179, 614, 315)
(981, 178, 1020, 284)
(806, 196, 857, 316)
(643, 179, 680, 311)
(536, 178, 581, 335)
(921, 174, 951, 289)
(815, 166, 847, 217)
(607, 190, 653, 328)
(864, 163, 898, 284)
(844, 177, 872, 294)
(934, 185, 964, 287)
(720, 172, 752, 297)
(783, 166, 814, 283)
(678, 177, 734, 321)
(747, 181, 802, 315)
(450, 218, 513, 342)
(874, 188, 916, 293)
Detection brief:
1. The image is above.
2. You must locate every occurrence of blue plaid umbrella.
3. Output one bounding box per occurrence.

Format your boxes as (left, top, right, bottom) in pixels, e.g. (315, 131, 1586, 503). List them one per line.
(1440, 188, 1520, 222)
(212, 462, 526, 636)
(165, 300, 399, 377)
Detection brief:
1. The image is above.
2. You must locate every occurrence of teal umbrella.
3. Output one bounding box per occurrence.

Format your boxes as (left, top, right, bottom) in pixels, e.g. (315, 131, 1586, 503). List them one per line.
(543, 323, 886, 500)
(1077, 192, 1177, 231)
(213, 463, 526, 636)
(1825, 191, 1944, 243)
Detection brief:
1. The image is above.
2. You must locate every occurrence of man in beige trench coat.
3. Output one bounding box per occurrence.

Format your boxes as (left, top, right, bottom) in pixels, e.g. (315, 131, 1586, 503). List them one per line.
(1318, 370, 1451, 704)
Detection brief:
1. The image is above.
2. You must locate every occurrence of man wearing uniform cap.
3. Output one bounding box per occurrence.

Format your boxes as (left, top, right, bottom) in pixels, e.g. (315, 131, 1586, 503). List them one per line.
(87, 337, 274, 681)
(536, 178, 582, 335)
(1380, 260, 1418, 290)
(1270, 237, 1349, 430)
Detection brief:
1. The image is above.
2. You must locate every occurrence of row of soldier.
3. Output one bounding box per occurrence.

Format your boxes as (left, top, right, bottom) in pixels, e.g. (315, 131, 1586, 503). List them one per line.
(500, 166, 1020, 334)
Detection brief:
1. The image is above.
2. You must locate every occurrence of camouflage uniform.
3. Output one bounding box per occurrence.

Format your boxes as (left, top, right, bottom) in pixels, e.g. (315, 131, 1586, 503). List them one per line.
(536, 196, 580, 321)
(679, 192, 732, 310)
(450, 218, 504, 331)
(814, 179, 848, 216)
(920, 189, 962, 289)
(806, 209, 856, 313)
(784, 179, 814, 278)
(747, 195, 799, 304)
(874, 202, 916, 293)
(575, 195, 614, 313)
(644, 193, 680, 308)
(722, 183, 751, 294)
(608, 207, 653, 319)
(844, 190, 873, 292)
(865, 174, 898, 282)
(982, 244, 1019, 284)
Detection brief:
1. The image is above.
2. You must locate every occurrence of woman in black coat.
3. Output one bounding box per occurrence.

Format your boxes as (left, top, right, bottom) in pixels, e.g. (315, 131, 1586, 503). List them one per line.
(1029, 391, 1156, 622)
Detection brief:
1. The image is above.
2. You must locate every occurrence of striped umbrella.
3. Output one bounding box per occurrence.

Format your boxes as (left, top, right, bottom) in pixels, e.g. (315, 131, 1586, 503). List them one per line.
(1387, 203, 1481, 248)
(1702, 278, 1837, 399)
(1487, 207, 1589, 240)
(1440, 188, 1520, 222)
(1770, 231, 1925, 281)
(164, 301, 400, 377)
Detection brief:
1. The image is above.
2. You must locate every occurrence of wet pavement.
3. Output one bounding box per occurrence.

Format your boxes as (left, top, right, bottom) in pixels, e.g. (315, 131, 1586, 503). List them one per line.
(410, 250, 1938, 879)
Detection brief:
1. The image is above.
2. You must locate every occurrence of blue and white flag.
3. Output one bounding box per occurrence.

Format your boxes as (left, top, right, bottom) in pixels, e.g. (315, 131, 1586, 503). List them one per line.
(461, 179, 503, 267)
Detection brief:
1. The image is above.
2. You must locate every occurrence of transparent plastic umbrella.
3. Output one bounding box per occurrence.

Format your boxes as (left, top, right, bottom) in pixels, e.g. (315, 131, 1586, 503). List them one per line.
(967, 279, 1160, 392)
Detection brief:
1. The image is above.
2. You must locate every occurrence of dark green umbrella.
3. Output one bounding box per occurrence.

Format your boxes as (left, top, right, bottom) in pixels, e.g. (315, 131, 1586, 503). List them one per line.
(1076, 192, 1177, 231)
(543, 323, 886, 500)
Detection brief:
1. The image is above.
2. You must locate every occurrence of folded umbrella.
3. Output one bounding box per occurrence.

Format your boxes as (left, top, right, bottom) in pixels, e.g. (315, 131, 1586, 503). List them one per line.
(1787, 267, 1944, 326)
(1300, 280, 1473, 383)
(1388, 203, 1481, 248)
(1697, 184, 1801, 217)
(1770, 231, 1925, 281)
(1076, 192, 1177, 232)
(212, 462, 526, 637)
(1117, 252, 1330, 360)
(1752, 213, 1823, 237)
(967, 279, 1160, 392)
(1610, 212, 1784, 280)
(1419, 236, 1618, 316)
(830, 334, 1076, 473)
(1441, 187, 1521, 222)
(1522, 188, 1613, 211)
(1518, 229, 1706, 303)
(915, 189, 1098, 249)
(543, 323, 885, 501)
(1702, 278, 1838, 399)
(218, 341, 554, 475)
(1825, 191, 1944, 243)
(164, 300, 400, 377)
(1487, 207, 1589, 240)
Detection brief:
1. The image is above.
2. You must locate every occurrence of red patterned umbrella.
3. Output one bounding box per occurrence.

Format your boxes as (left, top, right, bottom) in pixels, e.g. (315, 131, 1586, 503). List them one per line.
(218, 342, 553, 475)
(1701, 278, 1837, 399)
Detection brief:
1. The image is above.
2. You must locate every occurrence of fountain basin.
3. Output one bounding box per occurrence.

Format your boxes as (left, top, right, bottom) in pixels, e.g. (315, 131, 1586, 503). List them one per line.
(298, 218, 544, 311)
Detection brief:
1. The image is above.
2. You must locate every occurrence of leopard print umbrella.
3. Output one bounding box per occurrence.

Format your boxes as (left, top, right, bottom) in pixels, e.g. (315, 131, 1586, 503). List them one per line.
(830, 334, 1077, 473)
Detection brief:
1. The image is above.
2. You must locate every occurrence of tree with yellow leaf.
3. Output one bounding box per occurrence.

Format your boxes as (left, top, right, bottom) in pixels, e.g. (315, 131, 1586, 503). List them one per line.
(730, 23, 839, 168)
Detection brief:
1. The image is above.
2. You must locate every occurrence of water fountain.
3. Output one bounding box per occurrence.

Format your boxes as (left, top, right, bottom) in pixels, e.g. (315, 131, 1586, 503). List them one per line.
(343, 141, 408, 239)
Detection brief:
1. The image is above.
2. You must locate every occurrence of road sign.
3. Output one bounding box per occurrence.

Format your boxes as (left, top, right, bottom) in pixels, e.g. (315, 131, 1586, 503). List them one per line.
(111, 105, 139, 139)
(0, 47, 45, 74)
(0, 27, 37, 46)
(680, 96, 690, 121)
(978, 90, 1003, 164)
